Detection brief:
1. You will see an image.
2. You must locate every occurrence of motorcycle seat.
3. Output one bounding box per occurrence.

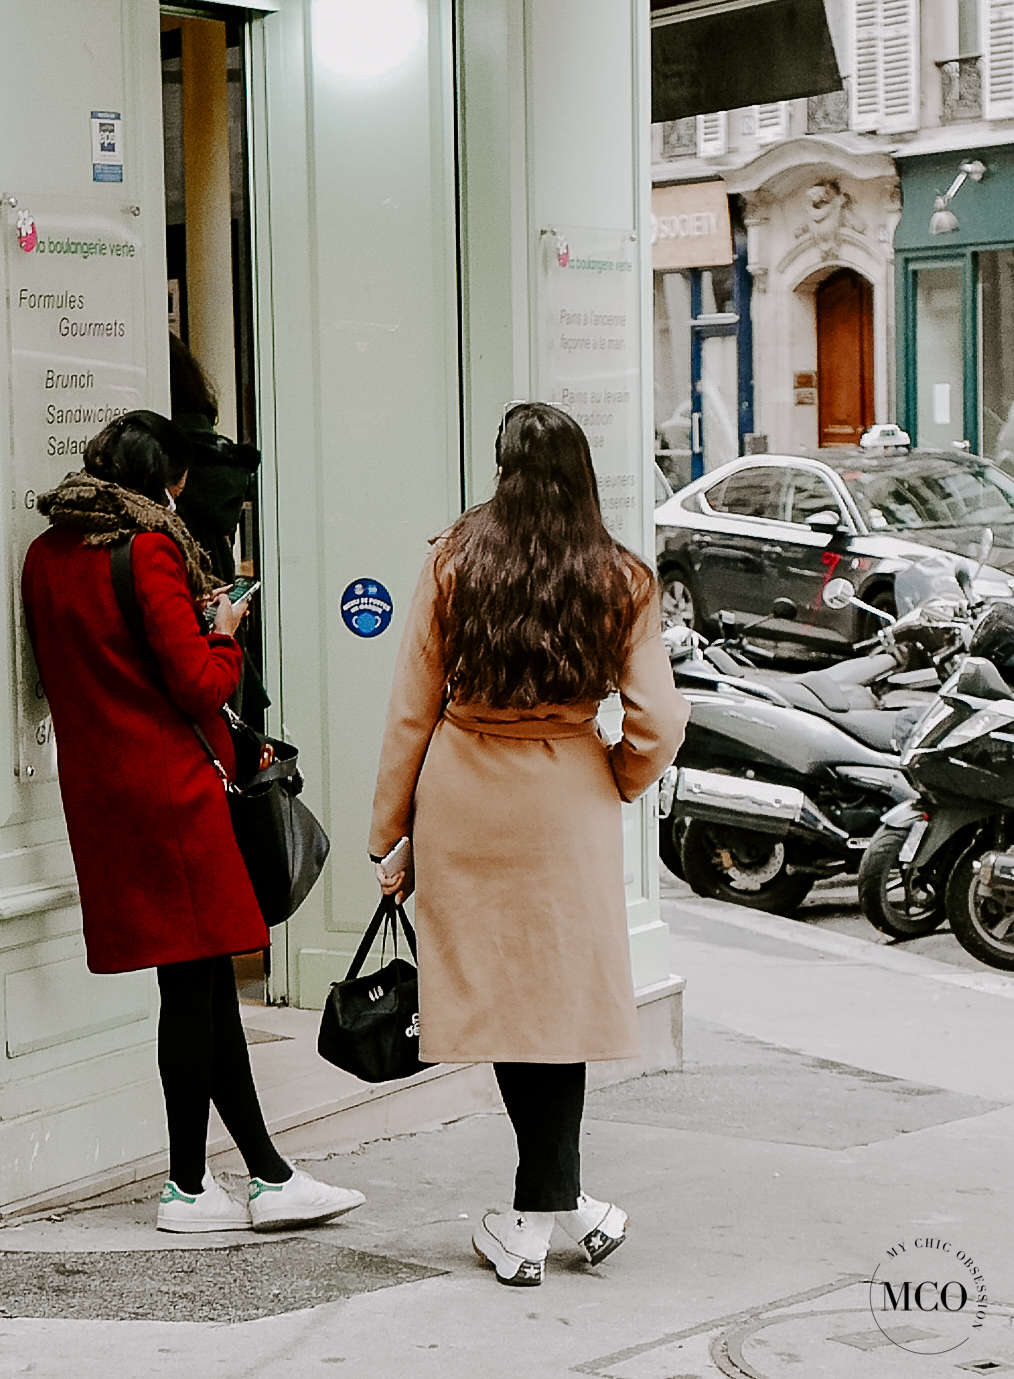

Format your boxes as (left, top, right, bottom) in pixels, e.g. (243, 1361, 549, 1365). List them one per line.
(778, 673, 879, 715)
(770, 678, 901, 752)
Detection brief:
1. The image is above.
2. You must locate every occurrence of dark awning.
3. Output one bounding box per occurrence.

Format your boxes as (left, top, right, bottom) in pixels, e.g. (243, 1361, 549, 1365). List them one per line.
(651, 0, 843, 122)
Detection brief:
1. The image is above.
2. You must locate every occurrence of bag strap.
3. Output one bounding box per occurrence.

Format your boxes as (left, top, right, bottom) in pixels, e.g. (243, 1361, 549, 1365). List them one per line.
(110, 536, 145, 644)
(110, 534, 232, 786)
(345, 894, 418, 979)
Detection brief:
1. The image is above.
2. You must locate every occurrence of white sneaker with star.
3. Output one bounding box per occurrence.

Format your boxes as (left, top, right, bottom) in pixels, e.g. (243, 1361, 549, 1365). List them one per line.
(472, 1210, 553, 1286)
(248, 1167, 365, 1232)
(156, 1168, 252, 1233)
(556, 1192, 628, 1265)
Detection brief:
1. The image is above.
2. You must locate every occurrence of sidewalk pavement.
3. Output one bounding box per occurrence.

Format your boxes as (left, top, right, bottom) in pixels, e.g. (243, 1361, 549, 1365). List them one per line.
(2, 892, 1013, 1379)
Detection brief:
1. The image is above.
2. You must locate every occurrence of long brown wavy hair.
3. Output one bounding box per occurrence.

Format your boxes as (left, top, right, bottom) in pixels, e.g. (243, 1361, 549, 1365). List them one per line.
(437, 402, 654, 708)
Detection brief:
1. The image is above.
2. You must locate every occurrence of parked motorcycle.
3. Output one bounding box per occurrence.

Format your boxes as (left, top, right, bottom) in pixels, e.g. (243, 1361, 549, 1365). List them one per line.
(660, 562, 976, 916)
(858, 603, 1014, 963)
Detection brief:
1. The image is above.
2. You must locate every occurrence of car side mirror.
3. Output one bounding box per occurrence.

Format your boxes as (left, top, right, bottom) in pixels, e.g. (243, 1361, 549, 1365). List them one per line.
(805, 509, 844, 534)
(771, 597, 797, 621)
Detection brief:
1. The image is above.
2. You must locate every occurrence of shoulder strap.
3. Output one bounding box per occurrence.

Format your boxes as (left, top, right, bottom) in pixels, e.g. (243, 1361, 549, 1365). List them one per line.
(110, 536, 145, 644)
(110, 533, 229, 784)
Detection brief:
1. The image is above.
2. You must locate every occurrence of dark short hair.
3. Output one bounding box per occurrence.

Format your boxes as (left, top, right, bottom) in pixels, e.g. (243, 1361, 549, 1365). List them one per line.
(83, 410, 192, 504)
(169, 332, 218, 423)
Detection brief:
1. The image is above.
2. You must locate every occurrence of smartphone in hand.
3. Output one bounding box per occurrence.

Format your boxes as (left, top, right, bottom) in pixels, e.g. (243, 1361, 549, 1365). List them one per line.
(379, 836, 412, 881)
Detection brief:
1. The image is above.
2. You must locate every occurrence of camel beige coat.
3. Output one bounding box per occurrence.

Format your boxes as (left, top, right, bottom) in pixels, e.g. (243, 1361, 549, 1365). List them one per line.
(369, 545, 689, 1064)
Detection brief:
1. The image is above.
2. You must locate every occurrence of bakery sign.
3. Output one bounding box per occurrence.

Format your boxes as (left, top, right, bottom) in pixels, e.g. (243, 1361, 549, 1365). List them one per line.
(651, 180, 733, 270)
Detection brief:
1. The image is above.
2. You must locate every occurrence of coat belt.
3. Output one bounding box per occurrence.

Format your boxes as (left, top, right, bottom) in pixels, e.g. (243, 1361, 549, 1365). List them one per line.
(443, 707, 597, 741)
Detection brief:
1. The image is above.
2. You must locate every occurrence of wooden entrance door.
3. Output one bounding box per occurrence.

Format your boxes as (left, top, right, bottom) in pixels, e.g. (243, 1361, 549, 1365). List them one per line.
(816, 269, 874, 447)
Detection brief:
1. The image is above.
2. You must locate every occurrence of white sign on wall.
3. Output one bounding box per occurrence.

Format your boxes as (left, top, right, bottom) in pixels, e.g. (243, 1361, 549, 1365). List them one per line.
(536, 226, 642, 548)
(3, 198, 146, 781)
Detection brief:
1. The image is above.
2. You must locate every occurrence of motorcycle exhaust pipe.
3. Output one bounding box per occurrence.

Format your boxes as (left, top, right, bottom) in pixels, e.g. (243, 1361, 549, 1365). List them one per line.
(668, 767, 849, 847)
(974, 850, 1014, 895)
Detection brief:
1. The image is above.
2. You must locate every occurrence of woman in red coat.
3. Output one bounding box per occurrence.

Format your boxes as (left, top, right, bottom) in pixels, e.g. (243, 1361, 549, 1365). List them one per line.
(22, 411, 363, 1235)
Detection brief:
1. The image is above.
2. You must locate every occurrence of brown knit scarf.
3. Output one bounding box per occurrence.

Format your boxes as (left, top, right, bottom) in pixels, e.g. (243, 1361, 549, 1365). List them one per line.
(36, 470, 216, 598)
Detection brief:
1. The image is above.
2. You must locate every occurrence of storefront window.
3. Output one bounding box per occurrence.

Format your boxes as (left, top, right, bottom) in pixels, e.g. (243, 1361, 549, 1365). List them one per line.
(979, 249, 1014, 472)
(700, 264, 736, 316)
(915, 265, 964, 449)
(653, 270, 693, 489)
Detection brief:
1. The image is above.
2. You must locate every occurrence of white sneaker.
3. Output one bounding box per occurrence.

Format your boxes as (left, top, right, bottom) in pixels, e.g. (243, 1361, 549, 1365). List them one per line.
(156, 1168, 252, 1233)
(472, 1210, 552, 1287)
(248, 1167, 365, 1232)
(556, 1192, 628, 1265)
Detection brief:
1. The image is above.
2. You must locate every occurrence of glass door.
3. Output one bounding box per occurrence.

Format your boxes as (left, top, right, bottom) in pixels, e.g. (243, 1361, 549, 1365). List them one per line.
(914, 263, 965, 449)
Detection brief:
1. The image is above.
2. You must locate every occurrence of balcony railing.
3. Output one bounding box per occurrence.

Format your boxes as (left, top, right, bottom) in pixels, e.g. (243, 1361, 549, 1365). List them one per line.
(937, 55, 982, 123)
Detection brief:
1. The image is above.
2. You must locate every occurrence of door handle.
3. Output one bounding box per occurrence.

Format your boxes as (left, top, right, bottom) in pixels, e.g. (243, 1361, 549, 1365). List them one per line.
(761, 544, 783, 556)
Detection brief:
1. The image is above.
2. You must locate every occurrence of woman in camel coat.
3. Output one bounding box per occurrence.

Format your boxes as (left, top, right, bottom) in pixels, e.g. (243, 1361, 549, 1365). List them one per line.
(370, 402, 688, 1287)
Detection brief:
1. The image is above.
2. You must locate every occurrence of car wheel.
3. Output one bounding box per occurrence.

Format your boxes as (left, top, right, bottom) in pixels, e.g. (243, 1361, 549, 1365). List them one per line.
(660, 569, 699, 629)
(857, 588, 897, 642)
(857, 825, 946, 939)
(659, 813, 685, 879)
(680, 820, 814, 915)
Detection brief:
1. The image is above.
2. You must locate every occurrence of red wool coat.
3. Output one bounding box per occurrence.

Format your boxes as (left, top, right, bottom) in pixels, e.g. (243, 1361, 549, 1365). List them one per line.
(22, 527, 269, 973)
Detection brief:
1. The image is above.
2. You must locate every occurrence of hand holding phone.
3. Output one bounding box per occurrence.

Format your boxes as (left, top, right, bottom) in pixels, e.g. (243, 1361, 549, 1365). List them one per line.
(376, 836, 413, 899)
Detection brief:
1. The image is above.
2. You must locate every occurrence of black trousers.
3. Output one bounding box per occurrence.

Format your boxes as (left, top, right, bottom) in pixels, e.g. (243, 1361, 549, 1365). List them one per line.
(493, 1062, 586, 1212)
(156, 954, 289, 1195)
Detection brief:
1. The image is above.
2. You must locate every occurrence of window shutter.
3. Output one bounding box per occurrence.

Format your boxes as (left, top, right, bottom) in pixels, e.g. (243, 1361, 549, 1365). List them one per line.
(696, 110, 728, 157)
(755, 102, 790, 143)
(879, 0, 919, 131)
(851, 0, 881, 131)
(850, 0, 919, 132)
(984, 0, 1014, 119)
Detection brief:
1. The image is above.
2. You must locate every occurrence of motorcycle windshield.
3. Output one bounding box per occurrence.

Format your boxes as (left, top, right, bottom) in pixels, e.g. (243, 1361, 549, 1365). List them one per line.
(893, 554, 966, 617)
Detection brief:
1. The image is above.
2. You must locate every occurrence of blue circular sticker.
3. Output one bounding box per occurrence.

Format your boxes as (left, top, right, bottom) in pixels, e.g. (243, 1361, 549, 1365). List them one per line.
(341, 579, 393, 638)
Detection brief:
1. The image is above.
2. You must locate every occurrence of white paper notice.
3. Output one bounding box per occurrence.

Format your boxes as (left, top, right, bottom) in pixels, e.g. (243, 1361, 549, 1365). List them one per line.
(536, 227, 641, 547)
(933, 382, 951, 426)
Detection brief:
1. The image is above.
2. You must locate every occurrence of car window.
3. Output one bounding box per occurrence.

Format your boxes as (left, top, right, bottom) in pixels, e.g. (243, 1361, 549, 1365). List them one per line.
(842, 456, 1014, 531)
(785, 469, 843, 526)
(704, 468, 783, 520)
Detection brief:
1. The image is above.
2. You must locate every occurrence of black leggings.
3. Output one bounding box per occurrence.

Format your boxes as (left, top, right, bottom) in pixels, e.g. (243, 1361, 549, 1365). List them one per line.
(156, 954, 289, 1194)
(494, 1062, 586, 1212)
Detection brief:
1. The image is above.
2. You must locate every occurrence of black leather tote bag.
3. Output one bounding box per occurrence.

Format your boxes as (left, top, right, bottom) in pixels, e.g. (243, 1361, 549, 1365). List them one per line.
(317, 895, 428, 1082)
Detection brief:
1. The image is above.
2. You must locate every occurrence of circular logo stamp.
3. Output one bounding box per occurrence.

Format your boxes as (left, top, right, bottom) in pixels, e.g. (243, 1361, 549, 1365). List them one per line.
(868, 1236, 988, 1355)
(340, 579, 393, 639)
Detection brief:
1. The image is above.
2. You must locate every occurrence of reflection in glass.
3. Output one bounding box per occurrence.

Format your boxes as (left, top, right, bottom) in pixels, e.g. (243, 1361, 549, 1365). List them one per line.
(915, 266, 963, 449)
(653, 270, 692, 488)
(702, 333, 739, 472)
(980, 250, 1014, 473)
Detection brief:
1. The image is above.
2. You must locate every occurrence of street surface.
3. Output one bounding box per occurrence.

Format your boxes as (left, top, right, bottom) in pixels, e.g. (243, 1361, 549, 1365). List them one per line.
(1, 864, 1012, 1378)
(660, 858, 1000, 974)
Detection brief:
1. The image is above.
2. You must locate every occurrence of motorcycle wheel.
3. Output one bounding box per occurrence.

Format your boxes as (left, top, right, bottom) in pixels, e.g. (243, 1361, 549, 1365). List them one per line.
(659, 813, 684, 879)
(680, 819, 814, 914)
(946, 844, 1014, 971)
(857, 825, 946, 939)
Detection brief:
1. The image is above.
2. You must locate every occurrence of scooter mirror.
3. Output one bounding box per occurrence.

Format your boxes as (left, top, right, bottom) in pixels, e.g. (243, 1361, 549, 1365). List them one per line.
(822, 577, 856, 611)
(771, 597, 797, 621)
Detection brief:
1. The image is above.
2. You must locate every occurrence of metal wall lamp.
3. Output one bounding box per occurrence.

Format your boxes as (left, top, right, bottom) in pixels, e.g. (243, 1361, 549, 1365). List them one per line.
(929, 159, 986, 234)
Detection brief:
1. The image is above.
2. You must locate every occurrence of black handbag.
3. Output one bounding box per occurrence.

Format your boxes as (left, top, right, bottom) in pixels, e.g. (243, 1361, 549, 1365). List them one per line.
(110, 537, 330, 927)
(317, 895, 428, 1082)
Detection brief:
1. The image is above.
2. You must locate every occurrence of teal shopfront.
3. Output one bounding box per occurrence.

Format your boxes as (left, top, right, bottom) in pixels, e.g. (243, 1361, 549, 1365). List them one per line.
(895, 147, 1014, 466)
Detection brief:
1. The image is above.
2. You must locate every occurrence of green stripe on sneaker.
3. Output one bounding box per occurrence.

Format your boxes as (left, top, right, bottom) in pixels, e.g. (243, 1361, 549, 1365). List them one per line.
(248, 1179, 284, 1201)
(160, 1181, 198, 1205)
